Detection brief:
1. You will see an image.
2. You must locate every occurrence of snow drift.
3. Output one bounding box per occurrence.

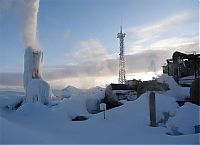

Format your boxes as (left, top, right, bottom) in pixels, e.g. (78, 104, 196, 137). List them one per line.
(167, 102, 200, 135)
(132, 92, 179, 125)
(157, 74, 189, 100)
(0, 87, 199, 144)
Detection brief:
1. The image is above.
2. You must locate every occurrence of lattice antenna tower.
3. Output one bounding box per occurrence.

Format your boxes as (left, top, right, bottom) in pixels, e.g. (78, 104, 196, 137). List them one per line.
(117, 25, 126, 84)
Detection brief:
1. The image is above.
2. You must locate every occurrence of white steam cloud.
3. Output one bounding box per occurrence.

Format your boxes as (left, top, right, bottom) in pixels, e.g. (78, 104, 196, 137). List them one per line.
(20, 0, 40, 49)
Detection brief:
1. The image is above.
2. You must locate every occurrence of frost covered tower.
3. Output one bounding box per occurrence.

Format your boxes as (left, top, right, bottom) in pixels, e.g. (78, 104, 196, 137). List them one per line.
(117, 25, 126, 84)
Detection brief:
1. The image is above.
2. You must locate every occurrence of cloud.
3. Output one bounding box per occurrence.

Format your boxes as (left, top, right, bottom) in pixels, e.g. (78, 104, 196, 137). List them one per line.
(43, 61, 116, 80)
(125, 12, 198, 54)
(68, 39, 110, 62)
(0, 72, 23, 86)
(149, 36, 198, 49)
(1, 10, 198, 89)
(47, 76, 117, 89)
(127, 12, 193, 38)
(0, 42, 198, 89)
(45, 42, 199, 79)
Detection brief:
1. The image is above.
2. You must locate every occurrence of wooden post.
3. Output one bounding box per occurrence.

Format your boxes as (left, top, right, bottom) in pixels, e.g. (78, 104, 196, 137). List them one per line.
(149, 91, 156, 127)
(104, 109, 105, 120)
(100, 103, 106, 120)
(194, 55, 197, 79)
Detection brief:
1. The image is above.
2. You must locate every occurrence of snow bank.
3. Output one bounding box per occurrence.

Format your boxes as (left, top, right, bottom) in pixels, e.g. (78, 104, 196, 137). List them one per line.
(0, 116, 47, 144)
(0, 91, 25, 110)
(55, 98, 90, 120)
(157, 74, 179, 89)
(167, 102, 200, 135)
(135, 92, 179, 124)
(157, 74, 189, 100)
(60, 86, 105, 113)
(155, 94, 179, 124)
(0, 89, 199, 144)
(16, 98, 90, 122)
(16, 102, 50, 115)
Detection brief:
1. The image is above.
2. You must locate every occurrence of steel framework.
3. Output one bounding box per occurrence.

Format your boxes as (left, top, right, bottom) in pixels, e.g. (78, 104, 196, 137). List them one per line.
(117, 25, 126, 84)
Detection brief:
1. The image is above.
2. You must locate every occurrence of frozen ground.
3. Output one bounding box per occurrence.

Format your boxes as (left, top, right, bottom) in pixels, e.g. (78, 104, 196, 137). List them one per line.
(0, 75, 199, 144)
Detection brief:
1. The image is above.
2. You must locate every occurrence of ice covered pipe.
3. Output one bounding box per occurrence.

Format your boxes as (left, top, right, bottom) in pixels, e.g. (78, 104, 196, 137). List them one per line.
(23, 47, 52, 105)
(24, 47, 43, 91)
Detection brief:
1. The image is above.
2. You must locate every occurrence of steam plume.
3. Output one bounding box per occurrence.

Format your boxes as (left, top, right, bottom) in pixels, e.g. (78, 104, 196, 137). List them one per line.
(20, 0, 40, 49)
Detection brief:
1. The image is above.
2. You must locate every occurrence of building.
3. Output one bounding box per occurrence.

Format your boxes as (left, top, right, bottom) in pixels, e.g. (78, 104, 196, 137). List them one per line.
(105, 83, 137, 102)
(162, 51, 200, 86)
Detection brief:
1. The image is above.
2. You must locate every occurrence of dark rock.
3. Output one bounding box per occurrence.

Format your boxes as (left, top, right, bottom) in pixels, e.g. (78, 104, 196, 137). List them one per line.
(195, 125, 200, 133)
(72, 116, 88, 121)
(15, 100, 24, 110)
(103, 97, 123, 110)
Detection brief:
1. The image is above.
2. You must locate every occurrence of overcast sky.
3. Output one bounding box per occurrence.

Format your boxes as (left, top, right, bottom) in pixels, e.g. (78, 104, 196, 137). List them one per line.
(0, 0, 199, 89)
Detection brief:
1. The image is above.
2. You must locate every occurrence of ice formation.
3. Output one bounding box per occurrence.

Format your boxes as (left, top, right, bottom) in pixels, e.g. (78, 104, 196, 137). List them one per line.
(26, 79, 52, 105)
(24, 47, 52, 105)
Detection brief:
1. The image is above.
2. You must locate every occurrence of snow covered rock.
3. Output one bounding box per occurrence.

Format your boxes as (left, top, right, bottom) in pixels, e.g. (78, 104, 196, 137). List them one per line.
(60, 86, 105, 113)
(86, 98, 100, 114)
(157, 74, 179, 90)
(55, 98, 90, 121)
(166, 103, 200, 135)
(157, 74, 189, 100)
(16, 101, 51, 116)
(0, 91, 25, 110)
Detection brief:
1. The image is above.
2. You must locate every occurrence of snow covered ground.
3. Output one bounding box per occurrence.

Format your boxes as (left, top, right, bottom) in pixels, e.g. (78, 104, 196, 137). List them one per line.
(0, 90, 25, 110)
(0, 75, 199, 144)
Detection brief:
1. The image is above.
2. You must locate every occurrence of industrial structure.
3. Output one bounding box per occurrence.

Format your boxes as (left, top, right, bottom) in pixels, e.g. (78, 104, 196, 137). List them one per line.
(117, 25, 126, 84)
(162, 51, 200, 86)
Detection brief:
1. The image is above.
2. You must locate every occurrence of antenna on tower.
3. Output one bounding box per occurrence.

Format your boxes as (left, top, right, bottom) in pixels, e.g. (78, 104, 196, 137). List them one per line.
(117, 24, 126, 84)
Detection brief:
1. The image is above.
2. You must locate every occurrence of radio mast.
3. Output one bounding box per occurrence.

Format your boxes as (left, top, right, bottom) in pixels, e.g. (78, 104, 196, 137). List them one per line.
(117, 25, 126, 84)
